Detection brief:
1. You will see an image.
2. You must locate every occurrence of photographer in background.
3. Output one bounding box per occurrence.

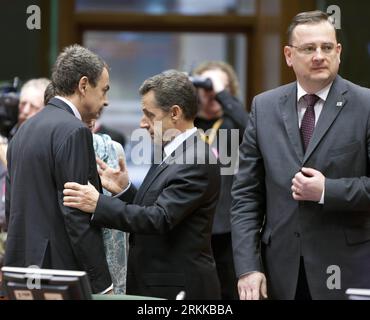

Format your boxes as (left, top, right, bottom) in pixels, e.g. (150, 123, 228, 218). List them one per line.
(9, 78, 50, 139)
(193, 61, 248, 299)
(0, 80, 19, 279)
(0, 78, 49, 294)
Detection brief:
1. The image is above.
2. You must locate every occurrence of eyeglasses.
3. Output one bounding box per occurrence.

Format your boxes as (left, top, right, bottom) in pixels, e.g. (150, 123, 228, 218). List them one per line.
(288, 43, 336, 55)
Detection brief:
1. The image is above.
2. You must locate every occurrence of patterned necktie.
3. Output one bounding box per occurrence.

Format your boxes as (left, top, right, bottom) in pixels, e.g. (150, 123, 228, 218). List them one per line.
(300, 94, 320, 152)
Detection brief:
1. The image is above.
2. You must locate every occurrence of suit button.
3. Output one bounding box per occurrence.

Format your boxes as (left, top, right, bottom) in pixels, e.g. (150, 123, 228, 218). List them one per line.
(294, 232, 301, 238)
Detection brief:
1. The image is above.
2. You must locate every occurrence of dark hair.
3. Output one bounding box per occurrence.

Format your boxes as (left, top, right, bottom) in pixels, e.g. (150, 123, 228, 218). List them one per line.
(44, 82, 56, 105)
(139, 70, 198, 121)
(287, 10, 337, 44)
(51, 44, 107, 96)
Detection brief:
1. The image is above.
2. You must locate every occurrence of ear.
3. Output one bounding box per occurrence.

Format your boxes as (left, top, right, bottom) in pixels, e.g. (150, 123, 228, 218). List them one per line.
(284, 46, 293, 67)
(336, 43, 342, 64)
(170, 105, 182, 122)
(78, 76, 89, 96)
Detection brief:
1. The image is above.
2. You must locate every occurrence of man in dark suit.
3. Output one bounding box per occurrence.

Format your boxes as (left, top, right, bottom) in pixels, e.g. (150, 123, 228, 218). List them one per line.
(4, 44, 112, 294)
(231, 10, 370, 300)
(63, 70, 221, 299)
(193, 61, 247, 299)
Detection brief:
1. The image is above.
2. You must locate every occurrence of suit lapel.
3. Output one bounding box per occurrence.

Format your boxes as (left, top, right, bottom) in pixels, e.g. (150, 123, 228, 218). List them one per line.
(135, 131, 198, 204)
(135, 162, 169, 204)
(47, 97, 75, 116)
(303, 76, 348, 164)
(279, 84, 305, 162)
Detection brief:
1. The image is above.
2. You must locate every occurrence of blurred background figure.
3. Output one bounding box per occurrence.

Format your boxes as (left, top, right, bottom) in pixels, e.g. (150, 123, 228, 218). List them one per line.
(86, 118, 128, 295)
(93, 110, 127, 149)
(1, 77, 49, 294)
(192, 61, 248, 299)
(0, 78, 20, 141)
(9, 78, 50, 139)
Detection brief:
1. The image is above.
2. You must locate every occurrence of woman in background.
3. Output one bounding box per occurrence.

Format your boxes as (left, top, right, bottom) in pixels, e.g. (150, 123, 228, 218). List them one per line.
(89, 119, 128, 294)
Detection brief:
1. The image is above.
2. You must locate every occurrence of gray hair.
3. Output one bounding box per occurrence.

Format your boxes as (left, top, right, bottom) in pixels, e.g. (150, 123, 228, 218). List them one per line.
(139, 70, 198, 121)
(287, 10, 337, 44)
(20, 78, 50, 97)
(51, 44, 107, 96)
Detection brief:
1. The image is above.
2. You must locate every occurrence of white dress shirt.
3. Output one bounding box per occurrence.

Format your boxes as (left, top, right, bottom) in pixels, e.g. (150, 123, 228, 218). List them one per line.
(54, 96, 82, 120)
(296, 82, 332, 127)
(163, 127, 198, 161)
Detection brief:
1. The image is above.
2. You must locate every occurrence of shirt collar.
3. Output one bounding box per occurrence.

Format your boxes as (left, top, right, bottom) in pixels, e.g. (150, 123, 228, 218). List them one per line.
(163, 127, 197, 159)
(54, 96, 82, 121)
(296, 81, 333, 103)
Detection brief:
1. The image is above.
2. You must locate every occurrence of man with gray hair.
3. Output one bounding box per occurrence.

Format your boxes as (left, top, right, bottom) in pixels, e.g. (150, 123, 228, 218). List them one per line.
(4, 44, 112, 294)
(9, 78, 50, 138)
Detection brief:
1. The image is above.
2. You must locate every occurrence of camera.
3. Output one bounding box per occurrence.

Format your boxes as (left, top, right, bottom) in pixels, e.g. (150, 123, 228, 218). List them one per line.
(0, 78, 20, 138)
(189, 76, 213, 91)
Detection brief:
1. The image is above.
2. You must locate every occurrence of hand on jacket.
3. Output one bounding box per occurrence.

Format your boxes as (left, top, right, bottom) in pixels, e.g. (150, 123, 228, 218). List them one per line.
(291, 167, 325, 202)
(63, 182, 99, 213)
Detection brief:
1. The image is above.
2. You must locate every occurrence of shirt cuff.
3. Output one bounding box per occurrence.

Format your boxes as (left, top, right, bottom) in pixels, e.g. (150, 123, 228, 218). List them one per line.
(113, 181, 132, 198)
(239, 271, 259, 279)
(319, 186, 325, 204)
(99, 283, 113, 294)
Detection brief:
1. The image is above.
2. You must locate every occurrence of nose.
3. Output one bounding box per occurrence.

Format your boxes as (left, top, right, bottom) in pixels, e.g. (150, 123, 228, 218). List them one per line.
(312, 47, 325, 61)
(103, 98, 109, 107)
(140, 116, 149, 129)
(22, 102, 31, 115)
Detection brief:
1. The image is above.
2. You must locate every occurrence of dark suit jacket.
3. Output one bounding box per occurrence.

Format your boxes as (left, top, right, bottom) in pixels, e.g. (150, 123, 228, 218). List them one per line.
(93, 131, 221, 299)
(232, 76, 370, 299)
(5, 97, 111, 293)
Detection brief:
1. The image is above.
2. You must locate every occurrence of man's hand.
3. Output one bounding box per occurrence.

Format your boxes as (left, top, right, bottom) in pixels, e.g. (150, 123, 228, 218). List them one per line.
(105, 289, 114, 295)
(96, 156, 129, 195)
(63, 182, 99, 213)
(238, 272, 268, 300)
(291, 167, 325, 202)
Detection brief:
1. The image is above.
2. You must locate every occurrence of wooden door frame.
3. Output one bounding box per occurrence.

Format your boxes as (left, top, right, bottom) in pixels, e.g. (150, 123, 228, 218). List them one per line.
(56, 0, 316, 109)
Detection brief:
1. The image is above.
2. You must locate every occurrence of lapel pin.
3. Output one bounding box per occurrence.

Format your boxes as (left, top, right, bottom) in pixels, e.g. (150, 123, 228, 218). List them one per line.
(336, 101, 343, 107)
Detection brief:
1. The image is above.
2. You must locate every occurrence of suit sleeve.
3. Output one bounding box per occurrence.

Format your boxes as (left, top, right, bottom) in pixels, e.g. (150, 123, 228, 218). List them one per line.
(54, 126, 111, 293)
(92, 163, 217, 234)
(116, 183, 137, 204)
(231, 98, 266, 277)
(324, 115, 370, 211)
(216, 90, 248, 142)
